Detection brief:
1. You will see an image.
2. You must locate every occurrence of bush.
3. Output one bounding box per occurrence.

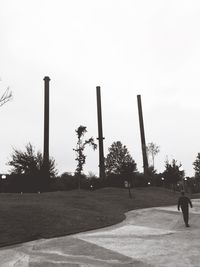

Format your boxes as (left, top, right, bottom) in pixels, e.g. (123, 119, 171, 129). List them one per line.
(133, 172, 148, 187)
(104, 174, 124, 187)
(2, 174, 40, 193)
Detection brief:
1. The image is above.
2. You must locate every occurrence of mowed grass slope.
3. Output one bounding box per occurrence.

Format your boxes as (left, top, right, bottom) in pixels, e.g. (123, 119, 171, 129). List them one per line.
(0, 187, 198, 247)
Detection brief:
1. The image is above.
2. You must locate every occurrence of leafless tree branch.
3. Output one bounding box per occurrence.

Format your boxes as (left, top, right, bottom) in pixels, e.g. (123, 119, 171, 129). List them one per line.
(0, 86, 12, 107)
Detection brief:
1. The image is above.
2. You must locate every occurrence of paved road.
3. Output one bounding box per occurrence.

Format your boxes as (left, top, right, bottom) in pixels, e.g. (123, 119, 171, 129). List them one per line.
(0, 199, 200, 266)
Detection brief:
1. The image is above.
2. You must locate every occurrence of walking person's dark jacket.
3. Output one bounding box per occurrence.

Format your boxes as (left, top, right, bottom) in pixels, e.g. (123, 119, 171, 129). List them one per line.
(178, 191, 193, 227)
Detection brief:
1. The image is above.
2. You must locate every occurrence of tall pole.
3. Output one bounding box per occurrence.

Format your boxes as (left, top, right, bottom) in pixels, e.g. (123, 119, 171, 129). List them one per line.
(43, 76, 50, 186)
(137, 95, 149, 177)
(96, 86, 105, 179)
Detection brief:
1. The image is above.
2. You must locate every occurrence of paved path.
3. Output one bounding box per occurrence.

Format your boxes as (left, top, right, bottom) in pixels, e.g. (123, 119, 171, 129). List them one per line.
(1, 199, 200, 266)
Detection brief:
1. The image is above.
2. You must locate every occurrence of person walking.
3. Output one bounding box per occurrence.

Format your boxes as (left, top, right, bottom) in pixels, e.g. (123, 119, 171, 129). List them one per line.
(178, 191, 193, 227)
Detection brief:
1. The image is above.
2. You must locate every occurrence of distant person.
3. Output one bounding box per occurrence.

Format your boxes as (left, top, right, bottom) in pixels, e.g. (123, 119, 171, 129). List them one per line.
(178, 191, 193, 227)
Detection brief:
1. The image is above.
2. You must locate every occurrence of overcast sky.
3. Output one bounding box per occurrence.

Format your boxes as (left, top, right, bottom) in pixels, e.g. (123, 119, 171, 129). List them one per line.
(1, 0, 200, 176)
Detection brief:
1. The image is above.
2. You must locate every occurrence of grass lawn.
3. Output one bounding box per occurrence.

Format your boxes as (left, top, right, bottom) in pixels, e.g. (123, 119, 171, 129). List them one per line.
(0, 187, 199, 247)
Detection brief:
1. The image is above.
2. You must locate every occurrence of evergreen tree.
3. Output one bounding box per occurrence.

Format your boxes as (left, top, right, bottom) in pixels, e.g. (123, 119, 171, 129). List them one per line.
(163, 159, 183, 190)
(193, 153, 200, 179)
(105, 141, 137, 175)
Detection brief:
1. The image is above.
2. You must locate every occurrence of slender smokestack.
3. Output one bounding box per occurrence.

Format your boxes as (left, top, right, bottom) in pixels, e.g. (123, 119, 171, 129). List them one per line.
(43, 76, 50, 178)
(137, 95, 149, 176)
(96, 86, 105, 179)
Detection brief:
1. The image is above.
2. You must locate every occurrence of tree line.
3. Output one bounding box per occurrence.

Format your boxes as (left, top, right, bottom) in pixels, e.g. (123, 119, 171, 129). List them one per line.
(1, 125, 200, 193)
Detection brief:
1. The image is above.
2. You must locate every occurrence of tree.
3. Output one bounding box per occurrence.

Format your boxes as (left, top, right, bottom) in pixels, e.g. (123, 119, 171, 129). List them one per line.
(193, 153, 200, 178)
(121, 162, 136, 198)
(0, 84, 12, 107)
(146, 166, 157, 185)
(163, 159, 183, 191)
(146, 142, 160, 168)
(8, 142, 57, 178)
(105, 141, 137, 175)
(73, 126, 97, 191)
(193, 153, 200, 193)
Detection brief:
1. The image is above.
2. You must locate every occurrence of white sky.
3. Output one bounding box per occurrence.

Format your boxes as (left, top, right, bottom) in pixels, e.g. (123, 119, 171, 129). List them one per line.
(1, 0, 200, 176)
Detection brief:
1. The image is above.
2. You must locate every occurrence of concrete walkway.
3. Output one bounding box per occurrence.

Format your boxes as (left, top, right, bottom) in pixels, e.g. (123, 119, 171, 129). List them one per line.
(1, 199, 200, 267)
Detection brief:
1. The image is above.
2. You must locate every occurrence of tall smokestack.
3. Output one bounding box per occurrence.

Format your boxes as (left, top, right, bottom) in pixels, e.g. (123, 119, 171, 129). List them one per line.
(96, 86, 105, 179)
(43, 76, 50, 181)
(137, 95, 149, 176)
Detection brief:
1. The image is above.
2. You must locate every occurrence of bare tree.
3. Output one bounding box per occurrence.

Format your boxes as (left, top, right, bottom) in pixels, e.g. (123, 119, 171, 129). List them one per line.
(146, 142, 160, 168)
(0, 86, 12, 107)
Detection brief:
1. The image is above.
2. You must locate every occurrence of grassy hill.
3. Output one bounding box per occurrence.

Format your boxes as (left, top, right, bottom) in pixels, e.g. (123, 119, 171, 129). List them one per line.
(0, 187, 198, 247)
